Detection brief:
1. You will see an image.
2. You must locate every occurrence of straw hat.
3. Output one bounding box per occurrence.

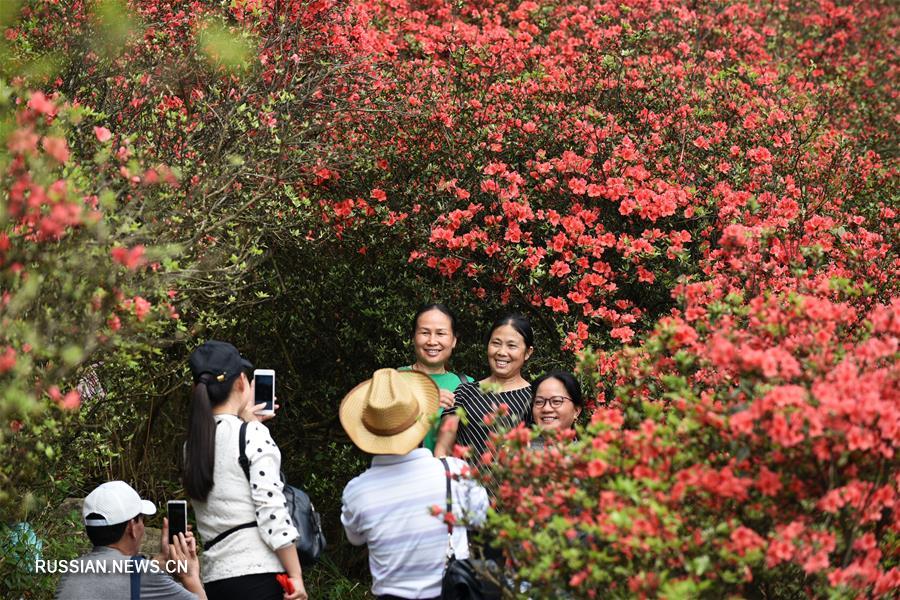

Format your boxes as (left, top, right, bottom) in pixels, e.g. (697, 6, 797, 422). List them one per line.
(340, 368, 440, 455)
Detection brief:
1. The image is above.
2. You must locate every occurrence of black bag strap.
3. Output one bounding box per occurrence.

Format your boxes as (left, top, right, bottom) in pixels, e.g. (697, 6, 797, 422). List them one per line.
(203, 421, 255, 552)
(203, 522, 256, 551)
(129, 556, 141, 600)
(439, 457, 453, 532)
(240, 422, 289, 485)
(238, 421, 251, 480)
(439, 457, 455, 560)
(457, 373, 470, 385)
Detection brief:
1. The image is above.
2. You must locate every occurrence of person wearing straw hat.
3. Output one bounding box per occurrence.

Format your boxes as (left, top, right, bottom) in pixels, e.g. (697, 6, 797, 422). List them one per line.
(340, 369, 489, 600)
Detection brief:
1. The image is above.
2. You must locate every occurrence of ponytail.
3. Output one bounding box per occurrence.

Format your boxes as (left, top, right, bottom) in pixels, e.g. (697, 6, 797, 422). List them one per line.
(184, 378, 216, 501)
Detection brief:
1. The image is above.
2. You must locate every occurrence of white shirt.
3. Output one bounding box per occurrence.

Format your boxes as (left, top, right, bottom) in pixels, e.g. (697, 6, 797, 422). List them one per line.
(192, 415, 298, 583)
(341, 448, 489, 599)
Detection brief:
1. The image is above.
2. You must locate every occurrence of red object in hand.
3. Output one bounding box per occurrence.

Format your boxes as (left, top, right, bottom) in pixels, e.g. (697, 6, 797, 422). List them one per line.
(275, 574, 295, 594)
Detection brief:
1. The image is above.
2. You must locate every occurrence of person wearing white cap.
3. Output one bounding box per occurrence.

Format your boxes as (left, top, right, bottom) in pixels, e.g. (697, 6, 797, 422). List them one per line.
(56, 480, 205, 600)
(340, 369, 489, 600)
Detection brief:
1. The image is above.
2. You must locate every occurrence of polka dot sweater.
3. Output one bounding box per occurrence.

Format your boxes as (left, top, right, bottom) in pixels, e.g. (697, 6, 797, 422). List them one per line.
(192, 414, 299, 583)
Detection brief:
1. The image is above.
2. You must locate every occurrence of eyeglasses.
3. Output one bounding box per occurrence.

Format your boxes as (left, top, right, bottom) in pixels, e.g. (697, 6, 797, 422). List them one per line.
(532, 396, 572, 409)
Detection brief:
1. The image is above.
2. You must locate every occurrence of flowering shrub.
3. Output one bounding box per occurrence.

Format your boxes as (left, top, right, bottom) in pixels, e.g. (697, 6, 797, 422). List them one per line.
(1, 0, 343, 516)
(300, 0, 898, 596)
(2, 1, 374, 596)
(0, 78, 185, 512)
(487, 239, 898, 595)
(308, 0, 897, 354)
(1, 0, 896, 597)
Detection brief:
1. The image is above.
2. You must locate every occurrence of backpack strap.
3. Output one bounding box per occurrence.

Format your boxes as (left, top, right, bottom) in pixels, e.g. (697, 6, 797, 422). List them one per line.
(202, 522, 256, 551)
(203, 421, 255, 552)
(129, 556, 141, 600)
(238, 421, 251, 480)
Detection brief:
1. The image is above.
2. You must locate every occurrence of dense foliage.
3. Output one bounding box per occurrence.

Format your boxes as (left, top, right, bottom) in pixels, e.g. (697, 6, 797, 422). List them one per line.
(1, 0, 896, 597)
(487, 246, 898, 596)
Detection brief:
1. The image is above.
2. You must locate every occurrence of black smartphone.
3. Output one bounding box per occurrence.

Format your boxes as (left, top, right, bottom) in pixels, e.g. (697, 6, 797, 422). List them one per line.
(253, 369, 275, 415)
(167, 500, 187, 544)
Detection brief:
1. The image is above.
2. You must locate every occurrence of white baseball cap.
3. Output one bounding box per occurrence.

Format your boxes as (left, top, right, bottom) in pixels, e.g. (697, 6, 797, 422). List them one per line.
(83, 481, 157, 526)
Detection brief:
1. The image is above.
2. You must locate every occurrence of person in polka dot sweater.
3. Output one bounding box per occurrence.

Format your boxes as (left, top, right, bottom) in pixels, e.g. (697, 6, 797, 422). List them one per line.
(184, 341, 307, 600)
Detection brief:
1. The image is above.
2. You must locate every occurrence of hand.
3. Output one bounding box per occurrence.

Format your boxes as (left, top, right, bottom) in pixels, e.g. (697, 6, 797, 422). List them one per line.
(438, 389, 455, 410)
(434, 415, 460, 458)
(169, 532, 200, 583)
(156, 518, 194, 563)
(256, 400, 279, 422)
(284, 576, 307, 600)
(239, 378, 280, 422)
(156, 517, 170, 565)
(242, 401, 280, 423)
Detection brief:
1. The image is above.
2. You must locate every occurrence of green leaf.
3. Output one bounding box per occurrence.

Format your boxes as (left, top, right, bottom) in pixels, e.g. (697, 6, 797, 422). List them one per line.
(0, 0, 23, 27)
(60, 345, 83, 367)
(90, 0, 141, 61)
(198, 17, 255, 73)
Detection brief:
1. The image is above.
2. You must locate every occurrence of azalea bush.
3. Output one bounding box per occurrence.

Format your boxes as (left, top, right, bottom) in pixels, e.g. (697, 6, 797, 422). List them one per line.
(306, 0, 897, 356)
(328, 0, 898, 596)
(0, 0, 896, 598)
(1, 0, 422, 596)
(2, 0, 343, 511)
(0, 77, 184, 506)
(485, 227, 898, 596)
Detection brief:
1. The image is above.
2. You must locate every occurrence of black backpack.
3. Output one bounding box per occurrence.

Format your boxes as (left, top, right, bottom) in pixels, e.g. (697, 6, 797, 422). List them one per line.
(202, 422, 326, 567)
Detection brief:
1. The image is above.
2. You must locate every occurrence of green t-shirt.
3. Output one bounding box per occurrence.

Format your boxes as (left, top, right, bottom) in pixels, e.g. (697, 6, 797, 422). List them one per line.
(397, 367, 465, 451)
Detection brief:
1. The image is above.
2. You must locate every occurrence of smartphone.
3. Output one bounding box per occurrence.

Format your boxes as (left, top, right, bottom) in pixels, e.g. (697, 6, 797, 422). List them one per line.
(253, 369, 275, 415)
(167, 500, 187, 545)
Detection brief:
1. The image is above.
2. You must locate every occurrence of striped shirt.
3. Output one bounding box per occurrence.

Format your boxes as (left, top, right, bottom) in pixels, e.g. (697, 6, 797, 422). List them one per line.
(444, 381, 533, 460)
(341, 448, 488, 599)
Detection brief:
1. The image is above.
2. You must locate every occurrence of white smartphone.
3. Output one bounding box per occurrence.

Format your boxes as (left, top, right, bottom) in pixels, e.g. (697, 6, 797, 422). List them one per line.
(253, 369, 275, 415)
(167, 500, 187, 544)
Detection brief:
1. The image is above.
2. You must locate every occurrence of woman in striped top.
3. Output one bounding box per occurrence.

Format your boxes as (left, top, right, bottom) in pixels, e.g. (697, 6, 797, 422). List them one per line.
(434, 314, 534, 461)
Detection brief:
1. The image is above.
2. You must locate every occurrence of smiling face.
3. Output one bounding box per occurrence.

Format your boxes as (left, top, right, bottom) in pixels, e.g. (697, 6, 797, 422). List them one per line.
(532, 376, 580, 431)
(487, 324, 533, 380)
(412, 308, 457, 373)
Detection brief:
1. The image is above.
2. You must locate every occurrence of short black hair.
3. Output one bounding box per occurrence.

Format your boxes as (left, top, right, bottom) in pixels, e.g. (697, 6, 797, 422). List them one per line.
(531, 370, 583, 407)
(85, 513, 136, 547)
(527, 370, 583, 427)
(411, 303, 458, 338)
(486, 314, 534, 348)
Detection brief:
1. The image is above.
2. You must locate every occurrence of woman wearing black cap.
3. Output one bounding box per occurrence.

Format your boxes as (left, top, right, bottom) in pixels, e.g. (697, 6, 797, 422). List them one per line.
(184, 340, 307, 600)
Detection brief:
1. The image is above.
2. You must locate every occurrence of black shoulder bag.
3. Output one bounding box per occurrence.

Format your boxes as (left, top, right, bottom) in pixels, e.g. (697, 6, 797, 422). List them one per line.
(203, 422, 326, 567)
(439, 457, 502, 600)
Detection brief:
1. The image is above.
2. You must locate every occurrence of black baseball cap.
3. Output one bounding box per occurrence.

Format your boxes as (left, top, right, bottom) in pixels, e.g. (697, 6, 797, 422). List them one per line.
(189, 340, 254, 384)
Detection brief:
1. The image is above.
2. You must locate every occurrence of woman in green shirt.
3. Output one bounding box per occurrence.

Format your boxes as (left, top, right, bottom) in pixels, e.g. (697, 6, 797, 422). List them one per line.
(399, 303, 467, 452)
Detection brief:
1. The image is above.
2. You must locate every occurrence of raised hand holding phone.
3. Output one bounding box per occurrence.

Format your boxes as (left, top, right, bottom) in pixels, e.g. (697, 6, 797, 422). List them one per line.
(240, 370, 279, 422)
